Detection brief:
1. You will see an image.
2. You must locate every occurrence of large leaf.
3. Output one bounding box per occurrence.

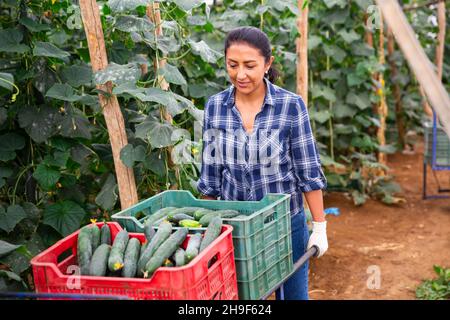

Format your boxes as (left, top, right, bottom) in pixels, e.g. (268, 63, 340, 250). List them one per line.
(33, 163, 61, 190)
(0, 166, 12, 188)
(0, 28, 29, 53)
(19, 17, 51, 32)
(323, 0, 347, 9)
(18, 105, 62, 143)
(93, 62, 141, 86)
(43, 201, 86, 237)
(338, 29, 361, 43)
(61, 65, 93, 87)
(323, 45, 346, 63)
(95, 174, 118, 211)
(0, 133, 25, 162)
(0, 107, 7, 126)
(266, 0, 299, 15)
(0, 240, 23, 258)
(107, 0, 151, 12)
(0, 205, 27, 233)
(135, 117, 176, 148)
(0, 72, 14, 91)
(33, 42, 71, 62)
(188, 40, 223, 64)
(158, 63, 187, 86)
(46, 83, 81, 102)
(346, 92, 371, 110)
(60, 110, 93, 140)
(120, 144, 146, 168)
(173, 0, 205, 11)
(114, 15, 154, 32)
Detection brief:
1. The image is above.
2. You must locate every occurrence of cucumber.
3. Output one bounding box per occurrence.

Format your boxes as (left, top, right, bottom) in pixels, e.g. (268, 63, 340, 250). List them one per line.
(179, 219, 202, 228)
(193, 208, 214, 221)
(108, 230, 129, 272)
(137, 221, 172, 277)
(152, 216, 168, 226)
(185, 233, 202, 262)
(140, 242, 148, 260)
(89, 224, 100, 252)
(77, 226, 93, 275)
(144, 228, 189, 277)
(121, 238, 141, 278)
(173, 248, 186, 267)
(144, 221, 156, 243)
(89, 244, 111, 276)
(167, 213, 193, 224)
(144, 207, 177, 226)
(100, 224, 111, 245)
(199, 210, 239, 226)
(171, 207, 204, 217)
(199, 216, 222, 252)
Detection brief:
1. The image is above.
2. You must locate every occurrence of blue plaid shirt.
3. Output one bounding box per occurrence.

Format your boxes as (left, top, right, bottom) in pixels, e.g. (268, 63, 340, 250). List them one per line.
(197, 78, 327, 217)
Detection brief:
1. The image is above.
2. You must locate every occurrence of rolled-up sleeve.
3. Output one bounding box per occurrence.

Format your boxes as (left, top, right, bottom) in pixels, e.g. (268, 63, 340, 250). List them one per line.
(291, 97, 327, 193)
(197, 100, 223, 197)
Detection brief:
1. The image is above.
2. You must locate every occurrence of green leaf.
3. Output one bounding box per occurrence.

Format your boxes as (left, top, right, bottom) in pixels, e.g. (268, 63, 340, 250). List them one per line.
(346, 92, 370, 110)
(0, 270, 23, 282)
(43, 200, 86, 237)
(120, 144, 146, 167)
(158, 63, 187, 86)
(310, 110, 331, 124)
(33, 163, 61, 190)
(93, 62, 141, 86)
(60, 110, 92, 140)
(46, 83, 81, 102)
(0, 240, 23, 258)
(324, 0, 347, 8)
(135, 117, 175, 148)
(0, 205, 27, 233)
(95, 174, 118, 211)
(188, 40, 223, 64)
(33, 42, 71, 62)
(43, 150, 70, 168)
(0, 107, 7, 126)
(338, 29, 361, 43)
(19, 17, 51, 32)
(324, 45, 346, 63)
(107, 0, 151, 12)
(378, 144, 397, 154)
(0, 133, 25, 162)
(347, 72, 366, 87)
(0, 72, 14, 91)
(266, 0, 299, 14)
(18, 106, 61, 143)
(352, 190, 368, 206)
(61, 65, 93, 87)
(187, 15, 207, 26)
(308, 35, 322, 50)
(173, 0, 205, 11)
(114, 15, 154, 32)
(0, 28, 29, 53)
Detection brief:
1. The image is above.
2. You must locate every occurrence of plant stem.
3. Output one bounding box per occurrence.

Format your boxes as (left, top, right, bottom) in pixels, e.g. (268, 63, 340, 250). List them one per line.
(12, 164, 34, 205)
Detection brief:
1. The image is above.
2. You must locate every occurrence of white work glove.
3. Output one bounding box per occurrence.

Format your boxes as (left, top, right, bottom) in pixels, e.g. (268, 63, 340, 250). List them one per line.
(307, 221, 328, 258)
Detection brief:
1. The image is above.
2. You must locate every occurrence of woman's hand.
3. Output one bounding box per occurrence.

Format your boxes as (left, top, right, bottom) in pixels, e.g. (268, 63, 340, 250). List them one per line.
(307, 220, 328, 258)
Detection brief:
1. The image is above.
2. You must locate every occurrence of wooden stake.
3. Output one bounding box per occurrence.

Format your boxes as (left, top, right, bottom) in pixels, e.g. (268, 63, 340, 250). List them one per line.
(376, 12, 388, 167)
(79, 0, 138, 209)
(375, 0, 450, 137)
(435, 1, 446, 81)
(147, 2, 180, 187)
(387, 27, 406, 149)
(296, 0, 308, 106)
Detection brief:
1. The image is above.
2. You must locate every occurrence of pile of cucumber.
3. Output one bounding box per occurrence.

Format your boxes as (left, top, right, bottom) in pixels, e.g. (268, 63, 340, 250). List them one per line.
(76, 216, 223, 279)
(142, 207, 242, 228)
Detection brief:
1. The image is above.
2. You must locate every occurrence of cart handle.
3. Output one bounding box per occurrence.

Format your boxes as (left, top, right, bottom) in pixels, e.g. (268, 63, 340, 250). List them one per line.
(260, 245, 318, 300)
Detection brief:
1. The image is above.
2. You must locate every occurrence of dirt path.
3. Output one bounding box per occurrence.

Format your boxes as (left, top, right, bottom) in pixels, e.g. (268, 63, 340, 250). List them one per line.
(309, 140, 450, 300)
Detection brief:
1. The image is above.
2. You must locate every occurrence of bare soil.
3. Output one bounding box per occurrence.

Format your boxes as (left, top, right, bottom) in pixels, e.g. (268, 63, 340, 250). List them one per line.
(309, 140, 450, 300)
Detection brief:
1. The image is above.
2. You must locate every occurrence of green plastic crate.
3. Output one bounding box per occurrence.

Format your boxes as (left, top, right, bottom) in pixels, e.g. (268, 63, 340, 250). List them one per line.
(237, 254, 293, 300)
(424, 120, 450, 166)
(111, 190, 293, 300)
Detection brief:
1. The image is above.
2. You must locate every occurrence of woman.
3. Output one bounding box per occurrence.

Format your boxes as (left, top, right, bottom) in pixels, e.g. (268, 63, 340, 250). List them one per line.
(197, 26, 328, 300)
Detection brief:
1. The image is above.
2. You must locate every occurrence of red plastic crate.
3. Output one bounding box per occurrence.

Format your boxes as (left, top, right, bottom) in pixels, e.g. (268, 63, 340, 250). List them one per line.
(31, 222, 238, 300)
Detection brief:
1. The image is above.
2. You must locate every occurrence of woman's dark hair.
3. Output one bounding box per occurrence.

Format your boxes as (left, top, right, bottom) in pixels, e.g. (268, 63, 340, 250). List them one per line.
(224, 26, 280, 83)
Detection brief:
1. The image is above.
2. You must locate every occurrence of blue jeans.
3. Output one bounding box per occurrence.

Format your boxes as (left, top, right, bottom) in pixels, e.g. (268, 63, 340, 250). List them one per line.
(275, 210, 309, 300)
